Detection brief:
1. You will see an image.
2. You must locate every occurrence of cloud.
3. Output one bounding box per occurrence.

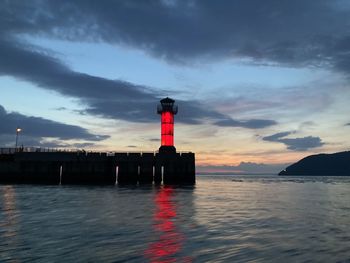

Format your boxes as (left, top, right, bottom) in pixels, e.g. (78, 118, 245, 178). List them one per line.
(2, 0, 347, 149)
(0, 35, 276, 129)
(0, 37, 212, 124)
(0, 105, 109, 147)
(17, 140, 96, 149)
(263, 131, 294, 141)
(0, 37, 158, 121)
(215, 118, 277, 129)
(2, 0, 350, 73)
(54, 107, 68, 111)
(346, 123, 350, 126)
(279, 137, 324, 151)
(263, 131, 324, 151)
(197, 162, 288, 175)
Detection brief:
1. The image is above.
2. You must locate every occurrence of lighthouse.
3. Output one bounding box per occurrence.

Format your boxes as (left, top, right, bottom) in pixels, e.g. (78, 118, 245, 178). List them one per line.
(157, 97, 178, 153)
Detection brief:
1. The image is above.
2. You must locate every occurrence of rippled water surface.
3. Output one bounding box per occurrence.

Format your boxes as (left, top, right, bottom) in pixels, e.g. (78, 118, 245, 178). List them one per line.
(1, 175, 350, 262)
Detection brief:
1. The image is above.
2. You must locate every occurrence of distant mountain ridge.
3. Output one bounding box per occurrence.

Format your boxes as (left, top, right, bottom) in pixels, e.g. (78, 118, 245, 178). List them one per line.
(279, 151, 350, 176)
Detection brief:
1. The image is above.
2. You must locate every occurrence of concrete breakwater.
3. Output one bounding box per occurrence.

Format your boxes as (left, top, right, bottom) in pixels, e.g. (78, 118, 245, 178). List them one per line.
(0, 151, 195, 185)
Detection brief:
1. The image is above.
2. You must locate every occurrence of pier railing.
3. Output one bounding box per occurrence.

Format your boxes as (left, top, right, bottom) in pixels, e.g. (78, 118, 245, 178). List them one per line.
(0, 147, 83, 154)
(0, 147, 155, 154)
(0, 147, 192, 155)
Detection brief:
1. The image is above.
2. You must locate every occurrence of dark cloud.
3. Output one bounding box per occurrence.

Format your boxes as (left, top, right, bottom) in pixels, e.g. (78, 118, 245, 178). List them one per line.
(0, 105, 109, 147)
(54, 107, 68, 111)
(263, 131, 324, 151)
(2, 0, 350, 71)
(263, 131, 294, 141)
(215, 118, 277, 129)
(0, 38, 157, 121)
(346, 123, 350, 126)
(0, 37, 197, 124)
(0, 35, 274, 128)
(279, 137, 324, 151)
(0, 134, 31, 148)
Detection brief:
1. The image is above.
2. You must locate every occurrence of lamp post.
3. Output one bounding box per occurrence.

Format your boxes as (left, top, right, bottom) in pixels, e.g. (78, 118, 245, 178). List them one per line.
(15, 127, 22, 150)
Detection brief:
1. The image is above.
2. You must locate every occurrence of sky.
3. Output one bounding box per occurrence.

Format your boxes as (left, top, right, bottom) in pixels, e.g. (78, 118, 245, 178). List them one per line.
(1, 0, 350, 174)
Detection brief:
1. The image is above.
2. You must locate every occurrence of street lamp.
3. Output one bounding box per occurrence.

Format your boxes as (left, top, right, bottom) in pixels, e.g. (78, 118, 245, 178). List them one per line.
(15, 127, 22, 149)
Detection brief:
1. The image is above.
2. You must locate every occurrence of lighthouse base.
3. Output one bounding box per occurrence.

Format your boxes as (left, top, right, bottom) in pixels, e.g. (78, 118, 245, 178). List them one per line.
(158, 146, 176, 153)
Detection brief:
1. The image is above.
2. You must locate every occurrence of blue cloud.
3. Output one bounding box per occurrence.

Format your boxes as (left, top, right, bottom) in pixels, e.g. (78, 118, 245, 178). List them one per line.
(263, 131, 324, 151)
(215, 118, 277, 129)
(0, 105, 109, 147)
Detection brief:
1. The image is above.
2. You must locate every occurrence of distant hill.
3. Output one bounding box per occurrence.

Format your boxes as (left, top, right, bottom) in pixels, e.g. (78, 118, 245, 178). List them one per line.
(279, 151, 350, 176)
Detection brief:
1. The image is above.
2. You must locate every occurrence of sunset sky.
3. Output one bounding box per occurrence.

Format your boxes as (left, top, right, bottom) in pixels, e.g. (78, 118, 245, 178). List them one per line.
(1, 0, 350, 173)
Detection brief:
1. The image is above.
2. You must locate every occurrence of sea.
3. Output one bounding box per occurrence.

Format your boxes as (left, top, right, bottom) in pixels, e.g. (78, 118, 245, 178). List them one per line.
(1, 175, 350, 263)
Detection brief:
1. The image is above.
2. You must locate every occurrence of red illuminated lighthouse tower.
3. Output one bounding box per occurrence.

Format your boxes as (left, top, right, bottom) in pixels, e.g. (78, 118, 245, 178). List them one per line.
(157, 97, 178, 153)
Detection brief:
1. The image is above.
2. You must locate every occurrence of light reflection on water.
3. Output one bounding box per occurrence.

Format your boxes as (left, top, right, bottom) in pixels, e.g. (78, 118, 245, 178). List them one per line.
(145, 187, 192, 263)
(0, 176, 350, 262)
(0, 186, 19, 263)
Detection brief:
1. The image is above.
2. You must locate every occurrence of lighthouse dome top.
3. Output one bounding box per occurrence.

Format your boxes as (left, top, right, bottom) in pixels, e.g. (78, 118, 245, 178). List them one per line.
(157, 97, 178, 114)
(160, 97, 175, 104)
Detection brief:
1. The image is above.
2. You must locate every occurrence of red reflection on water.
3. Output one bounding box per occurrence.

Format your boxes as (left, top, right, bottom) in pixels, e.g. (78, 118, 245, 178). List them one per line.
(145, 187, 192, 263)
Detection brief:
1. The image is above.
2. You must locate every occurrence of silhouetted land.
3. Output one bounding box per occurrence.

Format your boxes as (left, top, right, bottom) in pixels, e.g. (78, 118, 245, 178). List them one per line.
(279, 151, 350, 176)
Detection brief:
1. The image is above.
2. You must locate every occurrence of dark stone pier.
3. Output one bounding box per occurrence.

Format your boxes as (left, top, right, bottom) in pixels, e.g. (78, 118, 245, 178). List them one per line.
(0, 150, 195, 185)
